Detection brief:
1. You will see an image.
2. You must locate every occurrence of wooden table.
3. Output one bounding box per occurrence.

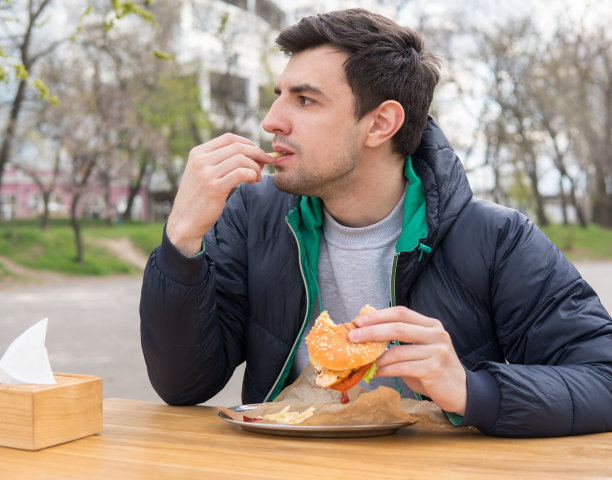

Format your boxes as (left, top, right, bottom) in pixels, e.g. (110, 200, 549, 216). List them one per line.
(1, 398, 610, 479)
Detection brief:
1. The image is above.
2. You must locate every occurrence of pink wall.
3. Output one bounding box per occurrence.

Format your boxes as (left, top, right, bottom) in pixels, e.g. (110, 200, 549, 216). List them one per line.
(0, 166, 148, 221)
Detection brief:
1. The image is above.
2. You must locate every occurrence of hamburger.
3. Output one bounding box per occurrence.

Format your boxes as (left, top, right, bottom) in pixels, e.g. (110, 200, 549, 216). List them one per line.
(305, 305, 388, 403)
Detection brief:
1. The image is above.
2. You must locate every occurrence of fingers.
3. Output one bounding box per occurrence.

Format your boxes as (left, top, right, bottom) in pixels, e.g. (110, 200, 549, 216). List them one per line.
(189, 137, 273, 171)
(376, 343, 432, 367)
(348, 306, 446, 345)
(375, 342, 467, 415)
(193, 132, 256, 154)
(166, 134, 272, 255)
(353, 306, 436, 328)
(346, 306, 467, 415)
(182, 135, 274, 198)
(210, 154, 264, 184)
(375, 343, 453, 373)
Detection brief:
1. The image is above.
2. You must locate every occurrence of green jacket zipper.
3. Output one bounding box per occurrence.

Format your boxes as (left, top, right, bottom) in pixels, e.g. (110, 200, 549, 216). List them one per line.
(263, 217, 312, 402)
(390, 253, 422, 400)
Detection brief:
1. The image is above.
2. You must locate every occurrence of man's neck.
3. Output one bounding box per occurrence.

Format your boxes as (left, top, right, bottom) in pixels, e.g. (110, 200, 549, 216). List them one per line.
(322, 153, 406, 228)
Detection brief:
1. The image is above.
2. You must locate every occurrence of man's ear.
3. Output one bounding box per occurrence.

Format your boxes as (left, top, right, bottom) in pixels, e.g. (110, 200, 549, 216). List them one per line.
(364, 100, 405, 149)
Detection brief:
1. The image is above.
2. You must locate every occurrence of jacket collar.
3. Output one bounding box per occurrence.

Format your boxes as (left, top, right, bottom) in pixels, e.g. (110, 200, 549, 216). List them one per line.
(411, 116, 473, 258)
(288, 115, 472, 257)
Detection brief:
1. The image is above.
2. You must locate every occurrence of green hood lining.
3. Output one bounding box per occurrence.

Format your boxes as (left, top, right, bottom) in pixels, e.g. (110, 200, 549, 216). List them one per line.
(396, 156, 428, 253)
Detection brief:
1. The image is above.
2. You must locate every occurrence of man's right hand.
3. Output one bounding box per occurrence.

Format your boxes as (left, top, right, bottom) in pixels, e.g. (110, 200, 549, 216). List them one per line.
(166, 133, 273, 257)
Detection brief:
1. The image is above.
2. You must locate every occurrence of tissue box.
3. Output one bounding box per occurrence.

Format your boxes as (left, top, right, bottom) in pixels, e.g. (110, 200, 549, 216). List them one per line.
(0, 372, 102, 450)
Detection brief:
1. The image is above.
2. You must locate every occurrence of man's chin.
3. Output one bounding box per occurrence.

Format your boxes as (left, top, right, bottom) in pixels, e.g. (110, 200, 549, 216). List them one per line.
(273, 173, 315, 196)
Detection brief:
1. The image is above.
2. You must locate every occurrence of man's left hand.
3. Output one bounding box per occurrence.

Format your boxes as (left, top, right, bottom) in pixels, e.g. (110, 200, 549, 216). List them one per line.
(349, 306, 467, 415)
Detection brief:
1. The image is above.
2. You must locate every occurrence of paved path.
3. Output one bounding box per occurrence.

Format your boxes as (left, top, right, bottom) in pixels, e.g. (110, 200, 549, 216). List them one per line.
(1, 262, 611, 406)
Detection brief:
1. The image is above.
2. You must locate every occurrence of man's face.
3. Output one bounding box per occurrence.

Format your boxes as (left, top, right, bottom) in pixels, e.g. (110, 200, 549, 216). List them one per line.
(262, 46, 369, 198)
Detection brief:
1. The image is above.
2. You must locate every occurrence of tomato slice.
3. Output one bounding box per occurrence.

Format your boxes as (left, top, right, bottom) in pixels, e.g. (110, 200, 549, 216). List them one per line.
(330, 362, 373, 394)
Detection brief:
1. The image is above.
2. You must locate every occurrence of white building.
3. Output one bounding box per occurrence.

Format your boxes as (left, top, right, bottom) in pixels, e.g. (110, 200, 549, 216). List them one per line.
(171, 1, 400, 142)
(171, 0, 286, 147)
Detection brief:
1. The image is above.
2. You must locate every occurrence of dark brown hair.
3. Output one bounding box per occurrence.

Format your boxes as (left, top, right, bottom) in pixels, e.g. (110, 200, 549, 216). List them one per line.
(276, 8, 440, 157)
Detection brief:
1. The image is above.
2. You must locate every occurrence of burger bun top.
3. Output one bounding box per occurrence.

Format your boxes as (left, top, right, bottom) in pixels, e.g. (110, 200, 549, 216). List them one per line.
(305, 305, 388, 371)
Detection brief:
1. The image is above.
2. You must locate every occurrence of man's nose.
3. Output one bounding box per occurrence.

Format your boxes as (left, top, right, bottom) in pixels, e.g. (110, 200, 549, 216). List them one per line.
(262, 99, 290, 135)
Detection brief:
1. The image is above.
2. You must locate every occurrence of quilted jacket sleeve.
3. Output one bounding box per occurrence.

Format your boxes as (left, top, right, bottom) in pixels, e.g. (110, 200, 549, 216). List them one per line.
(139, 190, 250, 406)
(461, 211, 612, 437)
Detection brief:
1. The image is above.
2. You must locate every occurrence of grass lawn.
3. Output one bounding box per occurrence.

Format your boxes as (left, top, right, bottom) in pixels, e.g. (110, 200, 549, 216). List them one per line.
(83, 220, 164, 258)
(0, 219, 164, 277)
(0, 219, 610, 280)
(541, 223, 612, 261)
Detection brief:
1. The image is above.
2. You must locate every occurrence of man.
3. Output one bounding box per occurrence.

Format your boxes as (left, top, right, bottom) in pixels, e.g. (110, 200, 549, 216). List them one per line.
(140, 9, 612, 437)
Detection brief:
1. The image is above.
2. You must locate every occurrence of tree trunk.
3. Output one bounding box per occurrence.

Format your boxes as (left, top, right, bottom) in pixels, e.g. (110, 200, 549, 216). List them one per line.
(566, 175, 588, 228)
(528, 168, 549, 226)
(541, 119, 588, 228)
(40, 151, 61, 230)
(121, 156, 149, 222)
(189, 117, 203, 145)
(164, 163, 179, 200)
(522, 145, 549, 226)
(101, 172, 113, 226)
(41, 190, 51, 230)
(592, 171, 612, 227)
(0, 80, 27, 217)
(484, 121, 509, 206)
(69, 155, 96, 264)
(70, 193, 84, 263)
(0, 0, 54, 216)
(558, 177, 569, 226)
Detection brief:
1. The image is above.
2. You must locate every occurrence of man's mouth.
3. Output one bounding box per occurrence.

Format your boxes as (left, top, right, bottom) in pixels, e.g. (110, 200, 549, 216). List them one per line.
(268, 148, 294, 161)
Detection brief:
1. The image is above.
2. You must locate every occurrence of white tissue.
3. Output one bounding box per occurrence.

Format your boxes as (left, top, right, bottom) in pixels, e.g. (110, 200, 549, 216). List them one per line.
(0, 318, 56, 385)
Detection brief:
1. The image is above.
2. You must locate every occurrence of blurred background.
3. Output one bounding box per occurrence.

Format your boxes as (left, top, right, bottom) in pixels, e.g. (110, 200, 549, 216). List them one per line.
(1, 0, 611, 404)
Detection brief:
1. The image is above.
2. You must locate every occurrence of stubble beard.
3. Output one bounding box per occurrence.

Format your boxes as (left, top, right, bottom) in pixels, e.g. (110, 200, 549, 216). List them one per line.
(273, 133, 361, 200)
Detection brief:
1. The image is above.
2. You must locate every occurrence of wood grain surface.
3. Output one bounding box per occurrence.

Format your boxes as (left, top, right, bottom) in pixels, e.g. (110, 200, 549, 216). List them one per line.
(0, 397, 610, 479)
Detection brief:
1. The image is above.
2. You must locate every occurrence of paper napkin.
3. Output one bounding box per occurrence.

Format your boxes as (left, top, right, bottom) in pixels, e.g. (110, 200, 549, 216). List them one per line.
(0, 318, 57, 385)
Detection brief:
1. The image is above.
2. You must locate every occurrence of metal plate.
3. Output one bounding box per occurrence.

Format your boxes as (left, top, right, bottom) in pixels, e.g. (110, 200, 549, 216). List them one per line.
(218, 404, 416, 438)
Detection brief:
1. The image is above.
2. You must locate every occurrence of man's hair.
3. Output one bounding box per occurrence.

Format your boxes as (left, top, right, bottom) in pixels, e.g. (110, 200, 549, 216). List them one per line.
(276, 8, 440, 157)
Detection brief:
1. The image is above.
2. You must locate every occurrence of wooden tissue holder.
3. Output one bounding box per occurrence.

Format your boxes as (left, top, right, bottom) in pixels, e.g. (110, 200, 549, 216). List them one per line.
(0, 372, 102, 450)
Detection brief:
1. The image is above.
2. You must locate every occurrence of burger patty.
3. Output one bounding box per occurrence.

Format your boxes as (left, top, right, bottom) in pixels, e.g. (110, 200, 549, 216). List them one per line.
(311, 361, 352, 388)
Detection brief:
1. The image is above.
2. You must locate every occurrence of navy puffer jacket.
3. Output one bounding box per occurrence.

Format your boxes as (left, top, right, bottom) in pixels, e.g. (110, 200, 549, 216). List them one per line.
(140, 117, 612, 437)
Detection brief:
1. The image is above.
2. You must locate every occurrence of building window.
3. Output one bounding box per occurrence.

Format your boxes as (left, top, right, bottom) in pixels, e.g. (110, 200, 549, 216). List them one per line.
(256, 0, 283, 30)
(210, 72, 248, 105)
(221, 0, 247, 10)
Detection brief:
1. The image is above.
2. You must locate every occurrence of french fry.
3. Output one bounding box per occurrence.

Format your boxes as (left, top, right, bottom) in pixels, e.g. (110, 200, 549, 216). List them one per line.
(263, 406, 316, 424)
(268, 151, 283, 158)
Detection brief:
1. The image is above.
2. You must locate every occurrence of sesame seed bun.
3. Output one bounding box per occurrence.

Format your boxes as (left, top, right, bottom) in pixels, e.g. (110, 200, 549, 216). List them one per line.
(305, 305, 388, 371)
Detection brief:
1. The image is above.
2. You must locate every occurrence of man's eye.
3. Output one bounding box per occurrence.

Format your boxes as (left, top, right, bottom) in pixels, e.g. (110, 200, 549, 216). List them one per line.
(299, 96, 314, 106)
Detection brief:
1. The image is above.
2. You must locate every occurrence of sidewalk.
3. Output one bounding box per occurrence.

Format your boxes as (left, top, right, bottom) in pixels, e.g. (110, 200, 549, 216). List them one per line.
(1, 261, 611, 406)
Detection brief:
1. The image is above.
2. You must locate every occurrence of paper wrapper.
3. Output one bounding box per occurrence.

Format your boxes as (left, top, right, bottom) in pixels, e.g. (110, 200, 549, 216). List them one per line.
(220, 365, 465, 431)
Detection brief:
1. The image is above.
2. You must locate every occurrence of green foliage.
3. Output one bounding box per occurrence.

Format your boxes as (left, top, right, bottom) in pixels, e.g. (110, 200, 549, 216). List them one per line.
(153, 49, 174, 61)
(506, 170, 532, 209)
(81, 5, 92, 18)
(138, 72, 211, 156)
(14, 63, 27, 81)
(104, 0, 154, 31)
(32, 79, 59, 105)
(217, 12, 230, 35)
